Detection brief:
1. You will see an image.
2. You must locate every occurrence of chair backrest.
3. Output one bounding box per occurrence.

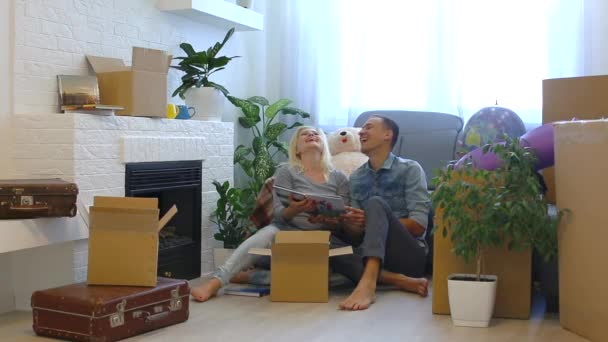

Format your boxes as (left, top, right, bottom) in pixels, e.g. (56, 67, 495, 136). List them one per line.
(354, 110, 464, 188)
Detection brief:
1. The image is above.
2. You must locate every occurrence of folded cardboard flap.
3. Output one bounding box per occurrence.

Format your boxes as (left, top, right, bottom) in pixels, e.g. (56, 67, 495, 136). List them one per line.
(275, 230, 330, 244)
(158, 205, 178, 232)
(94, 196, 157, 209)
(86, 55, 129, 73)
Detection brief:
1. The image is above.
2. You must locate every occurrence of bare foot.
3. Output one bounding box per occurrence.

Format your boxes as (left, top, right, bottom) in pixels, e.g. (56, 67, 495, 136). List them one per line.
(191, 278, 221, 302)
(339, 280, 377, 311)
(379, 271, 429, 297)
(394, 277, 428, 297)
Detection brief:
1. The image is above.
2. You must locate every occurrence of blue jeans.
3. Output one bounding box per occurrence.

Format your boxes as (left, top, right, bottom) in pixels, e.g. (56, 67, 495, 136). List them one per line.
(213, 224, 279, 286)
(330, 196, 427, 282)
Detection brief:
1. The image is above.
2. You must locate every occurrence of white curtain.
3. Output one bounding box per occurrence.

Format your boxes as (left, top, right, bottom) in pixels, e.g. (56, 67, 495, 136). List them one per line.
(267, 0, 585, 129)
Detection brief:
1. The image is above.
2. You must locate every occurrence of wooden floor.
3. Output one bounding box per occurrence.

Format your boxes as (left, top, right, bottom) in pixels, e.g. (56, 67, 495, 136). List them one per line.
(0, 279, 588, 342)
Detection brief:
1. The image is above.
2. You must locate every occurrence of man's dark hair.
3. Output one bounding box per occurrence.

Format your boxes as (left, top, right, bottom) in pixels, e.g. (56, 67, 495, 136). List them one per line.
(372, 115, 399, 149)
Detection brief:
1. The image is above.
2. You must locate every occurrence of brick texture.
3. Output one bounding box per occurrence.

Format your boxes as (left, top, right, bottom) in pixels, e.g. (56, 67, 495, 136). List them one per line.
(14, 113, 234, 278)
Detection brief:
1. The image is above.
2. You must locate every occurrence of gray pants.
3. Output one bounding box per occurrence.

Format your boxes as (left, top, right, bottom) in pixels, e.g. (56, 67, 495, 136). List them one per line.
(330, 196, 427, 283)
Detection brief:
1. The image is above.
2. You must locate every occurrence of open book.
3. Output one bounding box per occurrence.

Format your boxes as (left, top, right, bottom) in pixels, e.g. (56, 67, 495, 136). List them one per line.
(273, 185, 346, 217)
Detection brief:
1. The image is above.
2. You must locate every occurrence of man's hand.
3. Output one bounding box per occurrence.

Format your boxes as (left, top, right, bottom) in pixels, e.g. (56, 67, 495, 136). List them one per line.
(341, 206, 365, 226)
(339, 206, 366, 239)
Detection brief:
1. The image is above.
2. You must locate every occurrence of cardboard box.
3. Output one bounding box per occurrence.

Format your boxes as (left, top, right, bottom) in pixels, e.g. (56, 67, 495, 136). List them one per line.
(249, 231, 352, 303)
(555, 120, 608, 342)
(542, 75, 608, 203)
(86, 47, 171, 117)
(432, 173, 532, 319)
(87, 196, 177, 287)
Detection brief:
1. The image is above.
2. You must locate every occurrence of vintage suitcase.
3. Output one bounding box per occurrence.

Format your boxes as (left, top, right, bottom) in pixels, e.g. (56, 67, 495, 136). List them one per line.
(0, 178, 78, 219)
(31, 277, 190, 342)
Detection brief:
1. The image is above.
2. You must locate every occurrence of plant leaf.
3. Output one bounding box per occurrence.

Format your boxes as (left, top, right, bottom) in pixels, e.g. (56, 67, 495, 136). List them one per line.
(265, 99, 292, 120)
(281, 106, 311, 118)
(247, 96, 269, 106)
(264, 122, 287, 141)
(238, 116, 257, 129)
(228, 96, 260, 121)
(179, 42, 196, 57)
(206, 81, 230, 96)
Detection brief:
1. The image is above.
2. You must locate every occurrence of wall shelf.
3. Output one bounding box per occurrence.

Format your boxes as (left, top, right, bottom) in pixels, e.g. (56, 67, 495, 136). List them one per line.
(157, 0, 264, 31)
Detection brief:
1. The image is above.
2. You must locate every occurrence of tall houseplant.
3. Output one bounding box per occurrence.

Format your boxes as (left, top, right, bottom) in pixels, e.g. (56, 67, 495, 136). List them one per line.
(431, 137, 566, 327)
(172, 28, 239, 120)
(228, 95, 310, 195)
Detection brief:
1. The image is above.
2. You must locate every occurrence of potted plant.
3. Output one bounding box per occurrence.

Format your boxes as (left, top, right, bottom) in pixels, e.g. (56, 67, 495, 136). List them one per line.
(171, 27, 239, 121)
(210, 180, 255, 267)
(209, 96, 309, 259)
(228, 95, 310, 209)
(431, 137, 566, 327)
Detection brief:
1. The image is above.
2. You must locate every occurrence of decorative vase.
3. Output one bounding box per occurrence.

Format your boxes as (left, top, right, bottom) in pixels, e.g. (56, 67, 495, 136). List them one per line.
(184, 87, 224, 121)
(447, 273, 498, 327)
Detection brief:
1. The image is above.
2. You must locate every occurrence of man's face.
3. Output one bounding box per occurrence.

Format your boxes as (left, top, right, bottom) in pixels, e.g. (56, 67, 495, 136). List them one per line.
(359, 117, 392, 154)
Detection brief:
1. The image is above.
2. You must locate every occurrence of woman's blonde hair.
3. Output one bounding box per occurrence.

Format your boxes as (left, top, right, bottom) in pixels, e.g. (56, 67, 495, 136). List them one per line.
(287, 126, 334, 178)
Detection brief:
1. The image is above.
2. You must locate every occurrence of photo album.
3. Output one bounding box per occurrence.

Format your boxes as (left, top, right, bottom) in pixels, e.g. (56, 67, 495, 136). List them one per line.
(273, 185, 346, 217)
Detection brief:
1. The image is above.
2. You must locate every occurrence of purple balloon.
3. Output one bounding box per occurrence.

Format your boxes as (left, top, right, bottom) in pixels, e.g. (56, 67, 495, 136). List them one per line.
(520, 123, 554, 170)
(454, 142, 503, 171)
(454, 123, 555, 171)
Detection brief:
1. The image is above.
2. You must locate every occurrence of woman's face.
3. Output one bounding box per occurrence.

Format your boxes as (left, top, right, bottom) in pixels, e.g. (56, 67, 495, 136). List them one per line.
(296, 128, 323, 156)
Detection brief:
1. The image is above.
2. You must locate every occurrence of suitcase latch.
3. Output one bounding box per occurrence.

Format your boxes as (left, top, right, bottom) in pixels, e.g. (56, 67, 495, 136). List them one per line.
(169, 288, 182, 312)
(110, 300, 126, 328)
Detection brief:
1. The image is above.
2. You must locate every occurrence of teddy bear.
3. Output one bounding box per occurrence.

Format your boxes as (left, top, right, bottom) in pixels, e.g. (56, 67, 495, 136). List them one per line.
(327, 127, 368, 177)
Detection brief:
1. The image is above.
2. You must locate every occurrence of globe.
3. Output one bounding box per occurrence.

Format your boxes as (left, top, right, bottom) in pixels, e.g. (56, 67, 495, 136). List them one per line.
(456, 106, 526, 158)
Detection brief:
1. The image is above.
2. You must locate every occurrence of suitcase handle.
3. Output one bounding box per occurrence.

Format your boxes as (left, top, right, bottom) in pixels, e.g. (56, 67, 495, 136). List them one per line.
(9, 204, 49, 213)
(144, 311, 169, 324)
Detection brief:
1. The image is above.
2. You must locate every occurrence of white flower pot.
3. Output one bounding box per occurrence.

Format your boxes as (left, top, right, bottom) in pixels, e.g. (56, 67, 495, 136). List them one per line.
(184, 87, 224, 121)
(447, 273, 498, 327)
(213, 247, 234, 269)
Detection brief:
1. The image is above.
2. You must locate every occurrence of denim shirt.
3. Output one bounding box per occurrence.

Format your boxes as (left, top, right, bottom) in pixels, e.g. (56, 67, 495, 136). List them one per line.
(349, 153, 431, 231)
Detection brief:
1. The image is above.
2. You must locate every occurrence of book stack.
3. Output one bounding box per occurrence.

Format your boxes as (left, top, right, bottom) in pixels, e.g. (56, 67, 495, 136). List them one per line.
(222, 284, 270, 297)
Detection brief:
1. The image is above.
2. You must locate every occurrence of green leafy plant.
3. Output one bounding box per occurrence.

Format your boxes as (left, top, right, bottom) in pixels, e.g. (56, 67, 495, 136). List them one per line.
(171, 27, 239, 99)
(431, 137, 568, 281)
(211, 180, 256, 249)
(228, 95, 310, 194)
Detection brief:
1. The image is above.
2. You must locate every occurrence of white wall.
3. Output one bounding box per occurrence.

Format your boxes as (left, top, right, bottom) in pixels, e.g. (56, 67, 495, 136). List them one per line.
(0, 0, 14, 315)
(12, 0, 256, 118)
(585, 0, 608, 75)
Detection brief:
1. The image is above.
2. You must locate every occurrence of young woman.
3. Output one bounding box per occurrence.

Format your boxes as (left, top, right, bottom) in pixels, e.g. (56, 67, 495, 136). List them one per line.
(191, 126, 350, 302)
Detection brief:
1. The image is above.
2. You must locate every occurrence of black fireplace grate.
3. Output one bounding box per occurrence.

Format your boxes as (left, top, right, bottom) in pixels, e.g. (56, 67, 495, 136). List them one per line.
(126, 162, 202, 193)
(125, 160, 202, 280)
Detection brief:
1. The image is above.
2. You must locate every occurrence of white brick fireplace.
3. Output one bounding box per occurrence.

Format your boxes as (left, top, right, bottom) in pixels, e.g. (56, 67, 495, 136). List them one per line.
(0, 0, 263, 313)
(2, 113, 233, 310)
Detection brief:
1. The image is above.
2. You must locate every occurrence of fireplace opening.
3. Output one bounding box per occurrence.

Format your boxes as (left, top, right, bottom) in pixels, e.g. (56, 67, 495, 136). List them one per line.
(125, 160, 202, 280)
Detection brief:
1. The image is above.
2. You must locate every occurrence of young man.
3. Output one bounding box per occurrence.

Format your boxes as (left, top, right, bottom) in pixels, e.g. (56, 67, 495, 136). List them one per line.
(336, 115, 431, 311)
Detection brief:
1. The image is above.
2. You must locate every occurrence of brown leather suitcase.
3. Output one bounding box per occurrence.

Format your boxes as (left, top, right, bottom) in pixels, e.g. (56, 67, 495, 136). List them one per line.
(0, 178, 78, 219)
(31, 278, 190, 342)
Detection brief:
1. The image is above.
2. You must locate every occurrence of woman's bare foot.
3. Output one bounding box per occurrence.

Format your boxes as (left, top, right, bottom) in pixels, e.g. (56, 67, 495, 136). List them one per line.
(339, 279, 377, 311)
(191, 278, 222, 302)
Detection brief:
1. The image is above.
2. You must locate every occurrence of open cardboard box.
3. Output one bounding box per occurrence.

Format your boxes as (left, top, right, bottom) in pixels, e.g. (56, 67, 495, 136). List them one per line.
(249, 231, 352, 303)
(87, 196, 177, 287)
(86, 47, 172, 118)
